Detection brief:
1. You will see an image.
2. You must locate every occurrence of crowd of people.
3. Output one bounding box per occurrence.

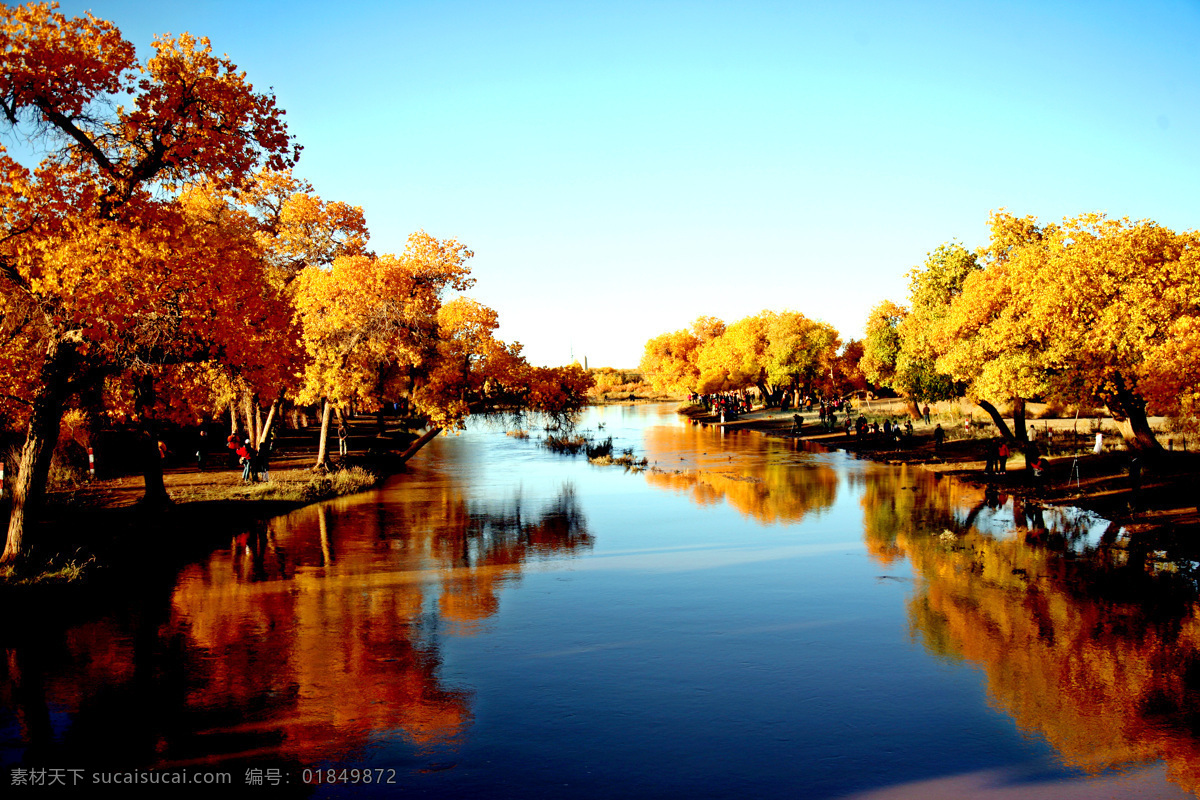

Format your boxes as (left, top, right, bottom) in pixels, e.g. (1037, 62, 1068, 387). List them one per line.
(690, 392, 753, 423)
(848, 414, 915, 450)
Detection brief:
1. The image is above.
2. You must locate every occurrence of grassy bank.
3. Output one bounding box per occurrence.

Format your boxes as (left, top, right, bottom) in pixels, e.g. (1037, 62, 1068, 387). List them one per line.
(0, 404, 412, 597)
(167, 466, 378, 504)
(0, 463, 381, 590)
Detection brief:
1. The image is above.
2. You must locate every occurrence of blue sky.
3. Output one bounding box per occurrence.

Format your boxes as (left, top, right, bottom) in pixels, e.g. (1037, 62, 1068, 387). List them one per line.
(13, 1, 1200, 366)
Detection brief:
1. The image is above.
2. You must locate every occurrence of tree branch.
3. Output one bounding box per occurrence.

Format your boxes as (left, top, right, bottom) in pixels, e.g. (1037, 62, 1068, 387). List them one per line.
(32, 99, 118, 178)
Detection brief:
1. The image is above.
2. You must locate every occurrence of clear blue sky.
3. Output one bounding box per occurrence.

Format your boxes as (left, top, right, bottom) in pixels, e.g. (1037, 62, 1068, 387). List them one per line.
(16, 0, 1200, 367)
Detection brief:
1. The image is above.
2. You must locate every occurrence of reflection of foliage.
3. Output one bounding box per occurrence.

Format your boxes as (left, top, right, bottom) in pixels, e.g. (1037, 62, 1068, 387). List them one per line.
(436, 485, 593, 634)
(464, 486, 593, 561)
(888, 500, 1200, 795)
(640, 424, 839, 524)
(855, 464, 966, 564)
(646, 464, 838, 525)
(2, 482, 591, 770)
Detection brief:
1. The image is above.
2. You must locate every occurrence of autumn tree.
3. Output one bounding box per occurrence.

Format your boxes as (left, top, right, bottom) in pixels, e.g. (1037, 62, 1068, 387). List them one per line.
(639, 316, 724, 395)
(933, 211, 1200, 452)
(762, 311, 840, 400)
(640, 329, 701, 395)
(901, 242, 978, 411)
(293, 236, 461, 467)
(106, 186, 300, 503)
(694, 313, 773, 396)
(0, 3, 297, 562)
(830, 339, 868, 399)
(860, 243, 977, 420)
(860, 301, 927, 418)
(1033, 214, 1199, 450)
(643, 311, 842, 403)
(232, 171, 367, 445)
(930, 221, 1049, 442)
(293, 231, 590, 468)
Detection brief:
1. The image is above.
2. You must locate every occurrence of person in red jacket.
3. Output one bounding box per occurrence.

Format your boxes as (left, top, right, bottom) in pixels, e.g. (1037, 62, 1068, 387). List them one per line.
(236, 439, 257, 482)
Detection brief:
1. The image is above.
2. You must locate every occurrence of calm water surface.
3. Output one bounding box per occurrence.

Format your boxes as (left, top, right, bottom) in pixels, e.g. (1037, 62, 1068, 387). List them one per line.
(3, 404, 1199, 798)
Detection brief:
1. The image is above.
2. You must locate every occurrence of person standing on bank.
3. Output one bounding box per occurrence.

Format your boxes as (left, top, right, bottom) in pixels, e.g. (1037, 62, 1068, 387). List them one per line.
(337, 421, 349, 458)
(237, 439, 256, 483)
(984, 438, 998, 474)
(254, 433, 272, 482)
(196, 426, 209, 472)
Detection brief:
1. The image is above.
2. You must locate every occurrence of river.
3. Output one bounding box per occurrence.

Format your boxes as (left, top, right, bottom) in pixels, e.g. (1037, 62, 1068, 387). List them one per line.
(2, 403, 1198, 798)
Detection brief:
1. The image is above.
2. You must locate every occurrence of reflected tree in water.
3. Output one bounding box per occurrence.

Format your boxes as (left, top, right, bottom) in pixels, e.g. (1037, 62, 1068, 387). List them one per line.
(1, 484, 591, 772)
(641, 424, 840, 524)
(861, 477, 1200, 795)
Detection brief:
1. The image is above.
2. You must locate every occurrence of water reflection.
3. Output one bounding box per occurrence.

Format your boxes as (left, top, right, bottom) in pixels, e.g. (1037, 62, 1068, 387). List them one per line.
(860, 464, 1200, 795)
(639, 421, 840, 524)
(4, 404, 1199, 799)
(2, 482, 590, 771)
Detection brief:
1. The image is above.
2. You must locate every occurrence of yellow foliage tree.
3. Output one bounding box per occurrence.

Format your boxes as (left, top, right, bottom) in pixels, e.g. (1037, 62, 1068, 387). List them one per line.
(694, 313, 772, 395)
(294, 232, 592, 468)
(639, 316, 725, 395)
(938, 211, 1200, 452)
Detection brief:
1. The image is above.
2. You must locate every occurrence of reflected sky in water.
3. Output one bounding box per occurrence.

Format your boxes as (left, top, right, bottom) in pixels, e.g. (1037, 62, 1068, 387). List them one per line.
(2, 404, 1197, 798)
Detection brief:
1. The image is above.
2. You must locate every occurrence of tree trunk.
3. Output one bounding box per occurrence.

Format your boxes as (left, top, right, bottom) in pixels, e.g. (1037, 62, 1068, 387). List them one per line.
(1012, 397, 1028, 443)
(139, 426, 170, 508)
(258, 388, 286, 448)
(397, 427, 442, 464)
(1105, 374, 1162, 453)
(314, 399, 333, 471)
(901, 394, 921, 420)
(229, 402, 238, 436)
(2, 338, 75, 564)
(241, 392, 255, 445)
(254, 397, 263, 446)
(976, 399, 1015, 441)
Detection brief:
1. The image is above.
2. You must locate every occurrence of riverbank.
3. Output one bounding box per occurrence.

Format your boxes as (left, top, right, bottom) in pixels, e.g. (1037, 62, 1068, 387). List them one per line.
(0, 419, 416, 592)
(684, 402, 1200, 537)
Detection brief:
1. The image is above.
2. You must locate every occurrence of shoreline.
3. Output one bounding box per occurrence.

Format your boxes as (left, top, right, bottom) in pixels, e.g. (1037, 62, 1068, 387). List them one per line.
(0, 423, 416, 593)
(683, 403, 1200, 537)
(6, 401, 1197, 594)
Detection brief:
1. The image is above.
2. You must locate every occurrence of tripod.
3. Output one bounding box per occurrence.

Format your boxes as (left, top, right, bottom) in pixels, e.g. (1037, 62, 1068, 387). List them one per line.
(1069, 456, 1081, 489)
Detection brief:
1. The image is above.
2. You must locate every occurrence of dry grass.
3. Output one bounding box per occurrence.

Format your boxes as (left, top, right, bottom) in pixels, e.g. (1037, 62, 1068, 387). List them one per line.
(589, 449, 648, 470)
(169, 467, 379, 504)
(543, 434, 589, 454)
(1, 555, 96, 586)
